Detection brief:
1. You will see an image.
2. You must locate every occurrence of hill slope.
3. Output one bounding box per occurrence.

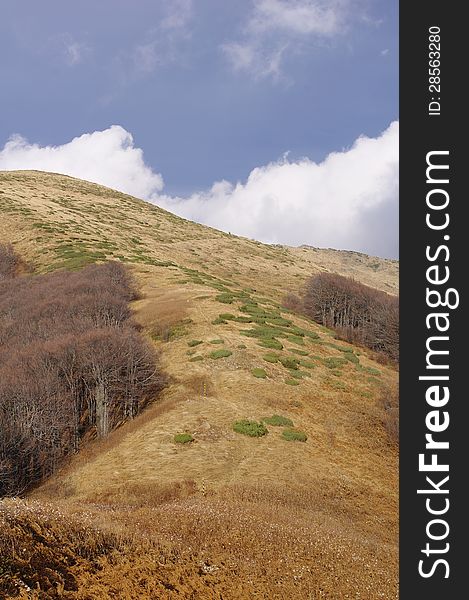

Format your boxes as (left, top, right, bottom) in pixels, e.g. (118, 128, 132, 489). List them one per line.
(0, 170, 398, 599)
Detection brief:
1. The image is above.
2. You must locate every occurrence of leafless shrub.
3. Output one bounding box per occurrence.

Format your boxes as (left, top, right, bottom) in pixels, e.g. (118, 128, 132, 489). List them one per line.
(0, 258, 164, 496)
(302, 272, 399, 361)
(0, 242, 24, 280)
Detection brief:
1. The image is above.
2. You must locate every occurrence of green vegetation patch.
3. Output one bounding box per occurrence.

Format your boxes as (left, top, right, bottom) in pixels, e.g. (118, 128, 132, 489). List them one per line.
(289, 348, 309, 356)
(285, 378, 301, 386)
(282, 429, 307, 442)
(209, 339, 224, 344)
(251, 368, 267, 379)
(359, 365, 382, 376)
(174, 433, 194, 444)
(288, 370, 309, 380)
(212, 317, 228, 325)
(259, 338, 284, 350)
(279, 356, 300, 370)
(233, 420, 268, 437)
(286, 335, 305, 346)
(263, 353, 280, 363)
(215, 293, 236, 304)
(209, 349, 233, 359)
(189, 355, 204, 362)
(262, 414, 293, 427)
(323, 357, 348, 369)
(299, 360, 316, 369)
(187, 340, 203, 347)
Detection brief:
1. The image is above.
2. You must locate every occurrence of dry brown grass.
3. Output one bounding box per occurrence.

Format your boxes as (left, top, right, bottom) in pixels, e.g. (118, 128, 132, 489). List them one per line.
(1, 493, 397, 599)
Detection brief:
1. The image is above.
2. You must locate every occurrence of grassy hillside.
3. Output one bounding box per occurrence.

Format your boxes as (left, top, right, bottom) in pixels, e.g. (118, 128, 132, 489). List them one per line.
(0, 170, 398, 599)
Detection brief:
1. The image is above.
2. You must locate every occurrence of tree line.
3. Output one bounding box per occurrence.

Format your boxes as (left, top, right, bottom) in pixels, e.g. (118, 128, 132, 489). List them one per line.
(286, 272, 399, 362)
(0, 244, 164, 496)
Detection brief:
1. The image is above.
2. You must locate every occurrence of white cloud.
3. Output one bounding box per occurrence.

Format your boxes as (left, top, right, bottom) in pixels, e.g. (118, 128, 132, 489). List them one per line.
(159, 121, 399, 257)
(131, 0, 193, 74)
(223, 0, 350, 80)
(161, 0, 193, 31)
(51, 33, 91, 66)
(248, 0, 344, 36)
(222, 41, 288, 81)
(0, 127, 163, 200)
(0, 122, 398, 258)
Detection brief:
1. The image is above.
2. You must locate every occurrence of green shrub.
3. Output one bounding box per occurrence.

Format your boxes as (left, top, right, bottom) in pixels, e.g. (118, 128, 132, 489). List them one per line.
(174, 433, 194, 444)
(287, 335, 305, 346)
(189, 356, 204, 362)
(259, 338, 284, 350)
(262, 415, 293, 427)
(240, 325, 285, 339)
(279, 356, 300, 370)
(236, 315, 255, 323)
(344, 352, 359, 364)
(282, 429, 307, 442)
(219, 313, 237, 320)
(233, 420, 268, 437)
(212, 317, 227, 325)
(290, 326, 320, 340)
(323, 357, 348, 369)
(288, 370, 309, 379)
(299, 360, 315, 369)
(360, 365, 381, 376)
(263, 353, 280, 363)
(215, 293, 236, 304)
(237, 344, 247, 349)
(268, 316, 293, 326)
(285, 378, 300, 386)
(290, 348, 309, 356)
(188, 340, 203, 347)
(209, 339, 224, 344)
(251, 368, 267, 379)
(209, 349, 232, 359)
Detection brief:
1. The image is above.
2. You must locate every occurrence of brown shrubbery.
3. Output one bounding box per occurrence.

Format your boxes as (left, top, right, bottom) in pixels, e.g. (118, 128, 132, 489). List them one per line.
(0, 242, 25, 280)
(378, 383, 399, 445)
(301, 272, 399, 361)
(0, 258, 164, 496)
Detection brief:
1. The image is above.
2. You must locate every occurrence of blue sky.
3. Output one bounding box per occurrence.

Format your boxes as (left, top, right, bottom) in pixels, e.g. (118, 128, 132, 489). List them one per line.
(0, 1, 398, 257)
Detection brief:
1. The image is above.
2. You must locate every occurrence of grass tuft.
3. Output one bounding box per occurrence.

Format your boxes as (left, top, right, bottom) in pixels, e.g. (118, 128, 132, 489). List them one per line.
(187, 340, 203, 347)
(209, 349, 232, 359)
(251, 368, 267, 379)
(262, 415, 293, 427)
(233, 420, 268, 437)
(282, 429, 307, 442)
(174, 433, 194, 444)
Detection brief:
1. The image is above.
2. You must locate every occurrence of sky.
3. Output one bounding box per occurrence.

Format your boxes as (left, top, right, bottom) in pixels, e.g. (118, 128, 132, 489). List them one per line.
(0, 1, 398, 258)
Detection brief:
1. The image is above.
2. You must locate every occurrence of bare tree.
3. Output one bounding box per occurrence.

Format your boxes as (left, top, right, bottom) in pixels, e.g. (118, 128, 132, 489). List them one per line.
(0, 253, 164, 496)
(302, 272, 399, 361)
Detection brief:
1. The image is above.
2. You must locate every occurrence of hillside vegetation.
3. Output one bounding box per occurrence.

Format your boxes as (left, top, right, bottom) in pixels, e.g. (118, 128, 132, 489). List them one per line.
(0, 171, 398, 599)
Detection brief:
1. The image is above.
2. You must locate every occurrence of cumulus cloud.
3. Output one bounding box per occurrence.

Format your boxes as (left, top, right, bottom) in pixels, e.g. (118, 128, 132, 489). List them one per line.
(0, 127, 164, 200)
(223, 0, 350, 79)
(159, 121, 399, 257)
(0, 122, 398, 258)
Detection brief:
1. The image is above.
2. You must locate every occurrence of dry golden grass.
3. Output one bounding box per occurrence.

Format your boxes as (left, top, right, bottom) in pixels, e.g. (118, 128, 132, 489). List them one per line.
(1, 170, 399, 598)
(1, 493, 397, 599)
